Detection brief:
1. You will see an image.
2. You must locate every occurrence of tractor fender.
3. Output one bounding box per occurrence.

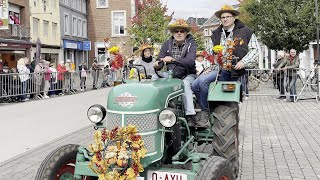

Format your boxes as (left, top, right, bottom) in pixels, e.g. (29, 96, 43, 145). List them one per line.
(207, 81, 241, 103)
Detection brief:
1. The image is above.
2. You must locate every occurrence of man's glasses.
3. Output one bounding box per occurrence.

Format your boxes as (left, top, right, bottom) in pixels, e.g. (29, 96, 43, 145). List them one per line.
(220, 16, 233, 20)
(174, 30, 186, 33)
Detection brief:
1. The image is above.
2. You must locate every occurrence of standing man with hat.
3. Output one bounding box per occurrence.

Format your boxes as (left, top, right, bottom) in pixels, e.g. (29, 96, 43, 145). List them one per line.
(212, 4, 259, 81)
(191, 5, 259, 127)
(154, 19, 198, 126)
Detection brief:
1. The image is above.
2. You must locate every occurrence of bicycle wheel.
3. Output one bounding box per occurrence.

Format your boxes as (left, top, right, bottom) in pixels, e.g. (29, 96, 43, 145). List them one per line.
(310, 76, 318, 92)
(249, 76, 259, 91)
(260, 72, 269, 82)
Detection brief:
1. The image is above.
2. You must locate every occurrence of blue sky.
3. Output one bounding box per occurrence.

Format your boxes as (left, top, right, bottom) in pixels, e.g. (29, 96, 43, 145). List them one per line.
(164, 0, 239, 19)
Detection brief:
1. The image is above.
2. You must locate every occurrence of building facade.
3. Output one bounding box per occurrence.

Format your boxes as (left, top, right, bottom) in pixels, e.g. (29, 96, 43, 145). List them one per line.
(0, 0, 31, 69)
(202, 15, 220, 53)
(60, 0, 89, 67)
(87, 0, 135, 67)
(29, 0, 60, 65)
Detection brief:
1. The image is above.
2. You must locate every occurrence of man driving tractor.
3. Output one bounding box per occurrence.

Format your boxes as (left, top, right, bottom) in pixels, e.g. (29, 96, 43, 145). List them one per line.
(154, 19, 199, 127)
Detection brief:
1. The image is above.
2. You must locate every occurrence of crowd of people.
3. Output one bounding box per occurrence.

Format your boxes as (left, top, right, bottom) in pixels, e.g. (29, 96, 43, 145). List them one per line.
(0, 4, 301, 113)
(0, 57, 111, 103)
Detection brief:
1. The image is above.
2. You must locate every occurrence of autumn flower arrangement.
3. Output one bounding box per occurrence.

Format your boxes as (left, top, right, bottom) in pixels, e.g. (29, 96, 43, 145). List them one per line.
(212, 37, 244, 70)
(88, 125, 147, 180)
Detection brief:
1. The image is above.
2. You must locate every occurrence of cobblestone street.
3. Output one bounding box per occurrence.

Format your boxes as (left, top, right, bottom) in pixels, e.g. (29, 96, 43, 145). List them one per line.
(1, 87, 320, 179)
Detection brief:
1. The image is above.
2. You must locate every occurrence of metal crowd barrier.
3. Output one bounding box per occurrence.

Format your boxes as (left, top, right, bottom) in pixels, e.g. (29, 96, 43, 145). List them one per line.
(241, 68, 319, 102)
(0, 68, 128, 103)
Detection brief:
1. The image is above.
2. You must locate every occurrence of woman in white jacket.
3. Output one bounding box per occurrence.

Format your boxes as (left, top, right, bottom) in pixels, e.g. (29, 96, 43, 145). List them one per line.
(17, 58, 30, 101)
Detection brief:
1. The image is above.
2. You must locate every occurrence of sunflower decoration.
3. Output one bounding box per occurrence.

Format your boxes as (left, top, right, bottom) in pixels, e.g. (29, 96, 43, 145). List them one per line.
(108, 46, 120, 55)
(88, 125, 147, 180)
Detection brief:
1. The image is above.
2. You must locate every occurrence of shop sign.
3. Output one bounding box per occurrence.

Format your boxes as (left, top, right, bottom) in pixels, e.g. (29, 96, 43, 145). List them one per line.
(65, 42, 77, 49)
(0, 0, 9, 30)
(63, 40, 84, 50)
(0, 42, 31, 48)
(83, 41, 91, 51)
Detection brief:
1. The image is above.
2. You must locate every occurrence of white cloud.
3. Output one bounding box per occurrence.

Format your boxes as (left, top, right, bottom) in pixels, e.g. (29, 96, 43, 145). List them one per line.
(164, 0, 239, 19)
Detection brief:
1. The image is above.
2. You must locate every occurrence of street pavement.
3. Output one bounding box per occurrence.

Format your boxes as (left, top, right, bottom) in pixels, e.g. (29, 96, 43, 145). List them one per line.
(0, 85, 320, 179)
(0, 88, 111, 163)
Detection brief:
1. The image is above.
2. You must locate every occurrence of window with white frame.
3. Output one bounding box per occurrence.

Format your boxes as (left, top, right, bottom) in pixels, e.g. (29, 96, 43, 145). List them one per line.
(33, 18, 39, 39)
(82, 0, 86, 13)
(78, 0, 81, 11)
(72, 16, 77, 36)
(78, 18, 82, 37)
(83, 20, 87, 38)
(112, 11, 126, 36)
(73, 0, 77, 9)
(52, 0, 56, 10)
(97, 0, 108, 8)
(52, 22, 57, 40)
(43, 20, 49, 37)
(64, 13, 69, 35)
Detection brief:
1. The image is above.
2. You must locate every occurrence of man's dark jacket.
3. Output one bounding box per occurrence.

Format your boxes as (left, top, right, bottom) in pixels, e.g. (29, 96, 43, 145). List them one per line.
(211, 19, 254, 61)
(158, 34, 197, 77)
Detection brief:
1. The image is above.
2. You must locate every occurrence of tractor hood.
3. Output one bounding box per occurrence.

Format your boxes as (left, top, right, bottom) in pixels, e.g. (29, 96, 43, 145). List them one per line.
(107, 79, 184, 112)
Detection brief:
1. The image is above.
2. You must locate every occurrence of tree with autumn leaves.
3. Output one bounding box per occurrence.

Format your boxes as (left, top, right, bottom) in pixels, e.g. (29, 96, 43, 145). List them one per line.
(130, 0, 205, 51)
(130, 0, 173, 46)
(238, 0, 316, 53)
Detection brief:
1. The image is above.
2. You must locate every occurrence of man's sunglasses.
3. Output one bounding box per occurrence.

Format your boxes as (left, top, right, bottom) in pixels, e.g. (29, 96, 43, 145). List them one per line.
(174, 30, 186, 33)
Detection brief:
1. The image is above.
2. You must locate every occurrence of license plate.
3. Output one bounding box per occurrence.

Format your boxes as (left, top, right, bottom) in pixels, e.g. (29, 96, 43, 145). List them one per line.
(147, 170, 188, 180)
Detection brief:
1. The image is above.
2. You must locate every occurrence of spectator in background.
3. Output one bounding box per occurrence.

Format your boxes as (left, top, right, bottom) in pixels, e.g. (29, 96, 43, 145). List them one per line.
(43, 61, 52, 98)
(64, 59, 72, 94)
(34, 60, 45, 99)
(17, 58, 30, 102)
(92, 59, 99, 89)
(279, 49, 300, 102)
(131, 44, 157, 79)
(79, 61, 87, 91)
(274, 50, 287, 100)
(48, 63, 58, 96)
(57, 61, 67, 95)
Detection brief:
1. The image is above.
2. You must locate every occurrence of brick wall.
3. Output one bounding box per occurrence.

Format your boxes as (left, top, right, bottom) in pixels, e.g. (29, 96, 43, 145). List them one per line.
(87, 0, 133, 63)
(0, 0, 30, 39)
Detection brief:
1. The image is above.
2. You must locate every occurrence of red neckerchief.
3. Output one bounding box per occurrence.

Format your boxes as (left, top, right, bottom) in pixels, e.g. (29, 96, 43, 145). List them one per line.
(289, 56, 294, 64)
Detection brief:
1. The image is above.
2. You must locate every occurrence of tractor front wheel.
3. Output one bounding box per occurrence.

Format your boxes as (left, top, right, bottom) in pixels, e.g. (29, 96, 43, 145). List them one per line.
(36, 144, 97, 180)
(196, 156, 235, 180)
(211, 102, 239, 178)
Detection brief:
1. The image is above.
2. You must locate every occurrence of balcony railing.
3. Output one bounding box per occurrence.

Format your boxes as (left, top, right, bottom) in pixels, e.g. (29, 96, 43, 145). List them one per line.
(10, 24, 30, 39)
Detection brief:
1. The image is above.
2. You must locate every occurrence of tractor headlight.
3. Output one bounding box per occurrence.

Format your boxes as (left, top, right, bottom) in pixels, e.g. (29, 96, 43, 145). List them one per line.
(87, 104, 106, 123)
(159, 109, 177, 127)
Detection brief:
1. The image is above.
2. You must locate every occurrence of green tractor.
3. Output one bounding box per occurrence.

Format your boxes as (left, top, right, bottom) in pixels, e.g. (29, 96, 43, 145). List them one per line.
(36, 62, 241, 180)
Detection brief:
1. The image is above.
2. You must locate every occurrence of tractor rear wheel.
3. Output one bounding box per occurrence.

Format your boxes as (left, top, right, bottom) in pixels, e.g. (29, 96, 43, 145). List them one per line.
(36, 144, 97, 180)
(196, 156, 235, 180)
(211, 102, 239, 178)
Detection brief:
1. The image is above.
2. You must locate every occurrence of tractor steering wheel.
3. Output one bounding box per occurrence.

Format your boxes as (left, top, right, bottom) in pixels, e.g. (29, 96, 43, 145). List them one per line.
(155, 60, 189, 79)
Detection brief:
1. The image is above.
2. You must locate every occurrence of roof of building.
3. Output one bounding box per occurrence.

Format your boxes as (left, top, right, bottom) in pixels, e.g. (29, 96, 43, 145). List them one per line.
(186, 17, 209, 26)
